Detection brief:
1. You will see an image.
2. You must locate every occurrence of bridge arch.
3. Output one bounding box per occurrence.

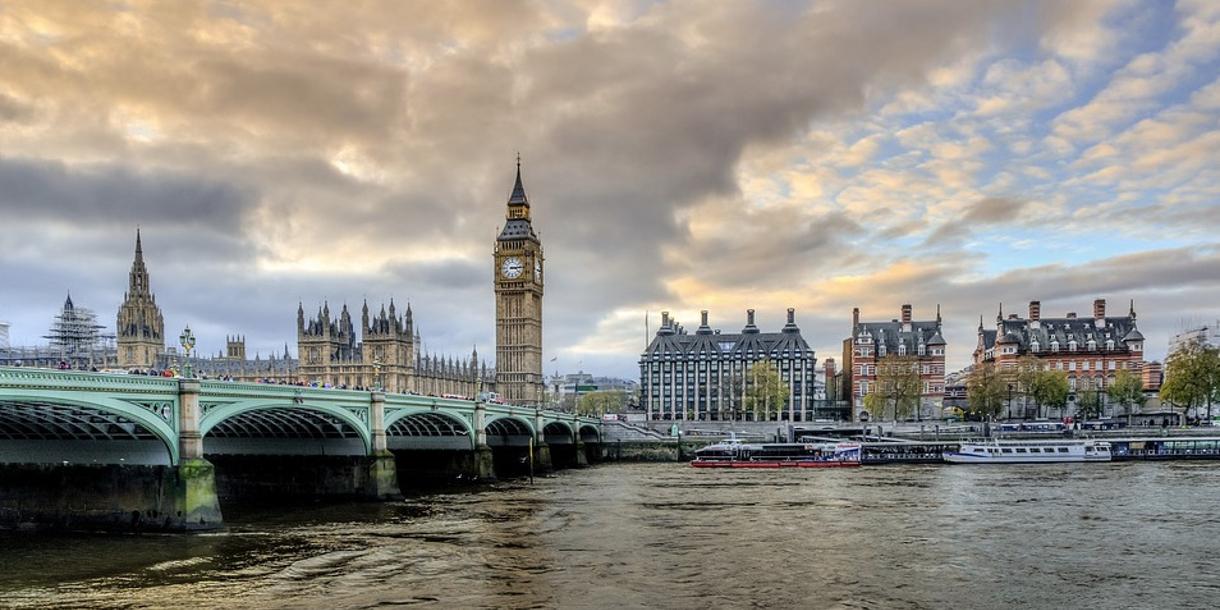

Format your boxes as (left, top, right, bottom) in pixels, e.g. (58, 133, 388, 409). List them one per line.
(200, 400, 371, 456)
(484, 415, 535, 447)
(543, 421, 575, 444)
(579, 424, 602, 443)
(0, 393, 178, 465)
(385, 409, 474, 450)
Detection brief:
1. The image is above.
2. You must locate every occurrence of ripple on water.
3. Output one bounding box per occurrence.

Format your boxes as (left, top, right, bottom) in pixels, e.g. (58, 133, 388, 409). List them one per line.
(2, 463, 1220, 608)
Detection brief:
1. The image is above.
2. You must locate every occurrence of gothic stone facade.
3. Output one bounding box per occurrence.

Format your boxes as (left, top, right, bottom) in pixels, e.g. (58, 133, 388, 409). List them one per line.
(296, 300, 491, 396)
(493, 164, 544, 405)
(116, 230, 165, 369)
(973, 299, 1148, 408)
(640, 309, 818, 421)
(843, 304, 947, 420)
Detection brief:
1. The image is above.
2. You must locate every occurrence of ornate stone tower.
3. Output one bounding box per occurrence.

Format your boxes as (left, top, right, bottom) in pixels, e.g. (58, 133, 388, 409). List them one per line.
(361, 298, 415, 392)
(116, 229, 165, 368)
(494, 159, 544, 405)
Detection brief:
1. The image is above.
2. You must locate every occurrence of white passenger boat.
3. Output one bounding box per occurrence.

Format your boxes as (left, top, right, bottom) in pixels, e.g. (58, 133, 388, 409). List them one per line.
(944, 440, 1112, 464)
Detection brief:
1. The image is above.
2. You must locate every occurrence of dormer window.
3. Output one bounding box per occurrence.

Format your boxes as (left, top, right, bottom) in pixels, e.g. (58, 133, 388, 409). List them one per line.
(918, 344, 926, 356)
(1105, 339, 1114, 350)
(1087, 339, 1096, 351)
(1031, 340, 1040, 352)
(898, 344, 907, 356)
(1050, 340, 1059, 352)
(879, 344, 887, 356)
(1068, 340, 1077, 352)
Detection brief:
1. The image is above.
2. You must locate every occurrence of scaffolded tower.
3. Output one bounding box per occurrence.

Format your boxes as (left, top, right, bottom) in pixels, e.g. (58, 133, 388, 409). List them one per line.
(43, 294, 115, 366)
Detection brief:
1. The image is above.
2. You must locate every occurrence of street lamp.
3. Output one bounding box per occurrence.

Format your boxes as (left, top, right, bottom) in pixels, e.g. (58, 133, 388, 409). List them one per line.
(178, 326, 195, 379)
(372, 358, 383, 392)
(1006, 383, 1014, 421)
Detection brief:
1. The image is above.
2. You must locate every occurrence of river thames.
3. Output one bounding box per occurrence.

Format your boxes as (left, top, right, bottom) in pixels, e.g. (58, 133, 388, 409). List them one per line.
(2, 462, 1218, 609)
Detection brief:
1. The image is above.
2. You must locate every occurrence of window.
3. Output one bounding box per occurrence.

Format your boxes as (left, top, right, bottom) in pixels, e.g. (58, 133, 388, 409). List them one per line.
(1051, 340, 1060, 352)
(1015, 448, 1027, 453)
(918, 344, 926, 356)
(1068, 340, 1077, 352)
(1001, 448, 1013, 454)
(898, 344, 906, 355)
(1058, 447, 1069, 453)
(1031, 340, 1040, 352)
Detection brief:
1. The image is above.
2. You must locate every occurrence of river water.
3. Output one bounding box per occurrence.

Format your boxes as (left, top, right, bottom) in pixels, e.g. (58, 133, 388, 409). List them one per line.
(2, 462, 1219, 609)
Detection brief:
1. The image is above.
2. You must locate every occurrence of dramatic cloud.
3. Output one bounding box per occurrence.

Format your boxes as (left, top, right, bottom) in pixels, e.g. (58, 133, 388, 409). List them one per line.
(1, 0, 1218, 377)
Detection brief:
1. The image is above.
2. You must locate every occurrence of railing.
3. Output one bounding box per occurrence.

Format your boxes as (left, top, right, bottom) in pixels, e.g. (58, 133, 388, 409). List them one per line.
(0, 366, 179, 392)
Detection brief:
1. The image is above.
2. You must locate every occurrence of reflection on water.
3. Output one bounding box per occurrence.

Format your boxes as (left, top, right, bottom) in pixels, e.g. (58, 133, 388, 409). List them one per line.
(3, 463, 1220, 609)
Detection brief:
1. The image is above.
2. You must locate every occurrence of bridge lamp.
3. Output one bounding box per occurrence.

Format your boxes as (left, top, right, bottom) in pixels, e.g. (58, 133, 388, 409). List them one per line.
(179, 326, 196, 378)
(372, 358, 383, 391)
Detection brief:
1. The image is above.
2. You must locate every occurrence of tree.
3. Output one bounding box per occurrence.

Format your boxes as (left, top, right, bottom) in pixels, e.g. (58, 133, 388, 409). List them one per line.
(577, 390, 626, 417)
(1076, 388, 1104, 420)
(1161, 339, 1220, 423)
(865, 355, 922, 423)
(1014, 356, 1042, 419)
(966, 362, 1005, 420)
(1107, 368, 1145, 427)
(1031, 369, 1070, 420)
(743, 359, 788, 421)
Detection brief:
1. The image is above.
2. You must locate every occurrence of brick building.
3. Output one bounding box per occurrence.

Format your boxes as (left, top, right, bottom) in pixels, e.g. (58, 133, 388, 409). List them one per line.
(973, 299, 1154, 414)
(842, 304, 947, 420)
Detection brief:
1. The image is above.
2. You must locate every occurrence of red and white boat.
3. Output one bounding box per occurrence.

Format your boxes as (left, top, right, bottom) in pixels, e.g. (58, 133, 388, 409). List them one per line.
(690, 438, 861, 469)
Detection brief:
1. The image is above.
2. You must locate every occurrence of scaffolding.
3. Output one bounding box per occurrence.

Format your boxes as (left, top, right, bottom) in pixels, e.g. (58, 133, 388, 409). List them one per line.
(38, 295, 116, 367)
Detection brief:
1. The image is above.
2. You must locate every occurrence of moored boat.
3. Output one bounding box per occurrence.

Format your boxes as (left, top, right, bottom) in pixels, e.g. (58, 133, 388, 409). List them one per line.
(691, 440, 861, 468)
(944, 440, 1112, 464)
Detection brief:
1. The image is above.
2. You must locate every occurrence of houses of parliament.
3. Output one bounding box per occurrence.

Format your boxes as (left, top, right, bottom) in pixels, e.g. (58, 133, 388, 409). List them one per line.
(67, 164, 546, 403)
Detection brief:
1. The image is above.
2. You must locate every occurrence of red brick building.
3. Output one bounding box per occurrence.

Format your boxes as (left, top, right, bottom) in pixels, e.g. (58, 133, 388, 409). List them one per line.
(973, 299, 1155, 414)
(843, 304, 947, 421)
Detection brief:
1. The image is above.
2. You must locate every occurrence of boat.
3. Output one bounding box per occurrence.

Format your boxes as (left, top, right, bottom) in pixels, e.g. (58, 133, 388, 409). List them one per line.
(690, 439, 862, 468)
(943, 440, 1112, 464)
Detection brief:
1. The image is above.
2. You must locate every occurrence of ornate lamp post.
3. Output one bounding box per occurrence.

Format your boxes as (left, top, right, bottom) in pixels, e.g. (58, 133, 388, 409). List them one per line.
(372, 358, 383, 392)
(178, 326, 196, 379)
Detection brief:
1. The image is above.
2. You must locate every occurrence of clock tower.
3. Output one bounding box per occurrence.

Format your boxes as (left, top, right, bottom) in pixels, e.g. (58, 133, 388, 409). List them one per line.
(494, 159, 544, 405)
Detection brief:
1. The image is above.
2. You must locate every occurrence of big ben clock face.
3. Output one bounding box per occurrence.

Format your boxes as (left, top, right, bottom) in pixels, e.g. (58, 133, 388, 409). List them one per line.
(501, 256, 524, 279)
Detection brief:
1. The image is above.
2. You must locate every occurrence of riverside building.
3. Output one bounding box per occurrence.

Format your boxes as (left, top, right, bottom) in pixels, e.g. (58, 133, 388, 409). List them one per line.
(842, 304, 947, 420)
(639, 308, 818, 421)
(972, 299, 1154, 412)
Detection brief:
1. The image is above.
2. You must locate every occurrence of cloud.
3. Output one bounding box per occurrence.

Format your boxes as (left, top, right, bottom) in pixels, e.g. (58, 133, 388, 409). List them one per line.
(0, 1, 1217, 380)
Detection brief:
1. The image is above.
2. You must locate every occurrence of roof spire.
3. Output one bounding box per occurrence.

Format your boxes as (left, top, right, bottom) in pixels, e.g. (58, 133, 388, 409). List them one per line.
(135, 227, 143, 258)
(508, 154, 528, 206)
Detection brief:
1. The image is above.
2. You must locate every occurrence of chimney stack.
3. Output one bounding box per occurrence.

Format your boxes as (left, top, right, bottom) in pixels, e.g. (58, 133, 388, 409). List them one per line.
(852, 307, 860, 329)
(1029, 300, 1041, 321)
(747, 309, 755, 326)
(1093, 298, 1106, 319)
(701, 310, 709, 326)
(787, 308, 795, 324)
(901, 304, 912, 324)
(662, 311, 670, 327)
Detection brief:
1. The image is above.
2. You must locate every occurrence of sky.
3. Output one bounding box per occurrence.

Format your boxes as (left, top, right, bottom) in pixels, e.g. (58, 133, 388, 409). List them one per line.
(1, 0, 1218, 379)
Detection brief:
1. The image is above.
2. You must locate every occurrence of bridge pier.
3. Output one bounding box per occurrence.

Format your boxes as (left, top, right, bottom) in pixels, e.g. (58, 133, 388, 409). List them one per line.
(574, 440, 590, 467)
(176, 380, 222, 529)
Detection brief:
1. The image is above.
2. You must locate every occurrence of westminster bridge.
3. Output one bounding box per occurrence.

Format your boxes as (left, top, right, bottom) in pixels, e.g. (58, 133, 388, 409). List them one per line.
(0, 367, 603, 531)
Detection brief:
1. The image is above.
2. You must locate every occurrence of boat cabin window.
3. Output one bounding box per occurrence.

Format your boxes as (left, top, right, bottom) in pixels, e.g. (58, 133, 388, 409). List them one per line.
(973, 448, 985, 453)
(988, 449, 997, 454)
(1015, 448, 1027, 453)
(1028, 448, 1041, 453)
(1001, 448, 1013, 454)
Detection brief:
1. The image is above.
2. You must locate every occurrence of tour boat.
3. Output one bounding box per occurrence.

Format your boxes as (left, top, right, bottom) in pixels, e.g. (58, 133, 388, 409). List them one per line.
(943, 440, 1112, 464)
(690, 439, 862, 468)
